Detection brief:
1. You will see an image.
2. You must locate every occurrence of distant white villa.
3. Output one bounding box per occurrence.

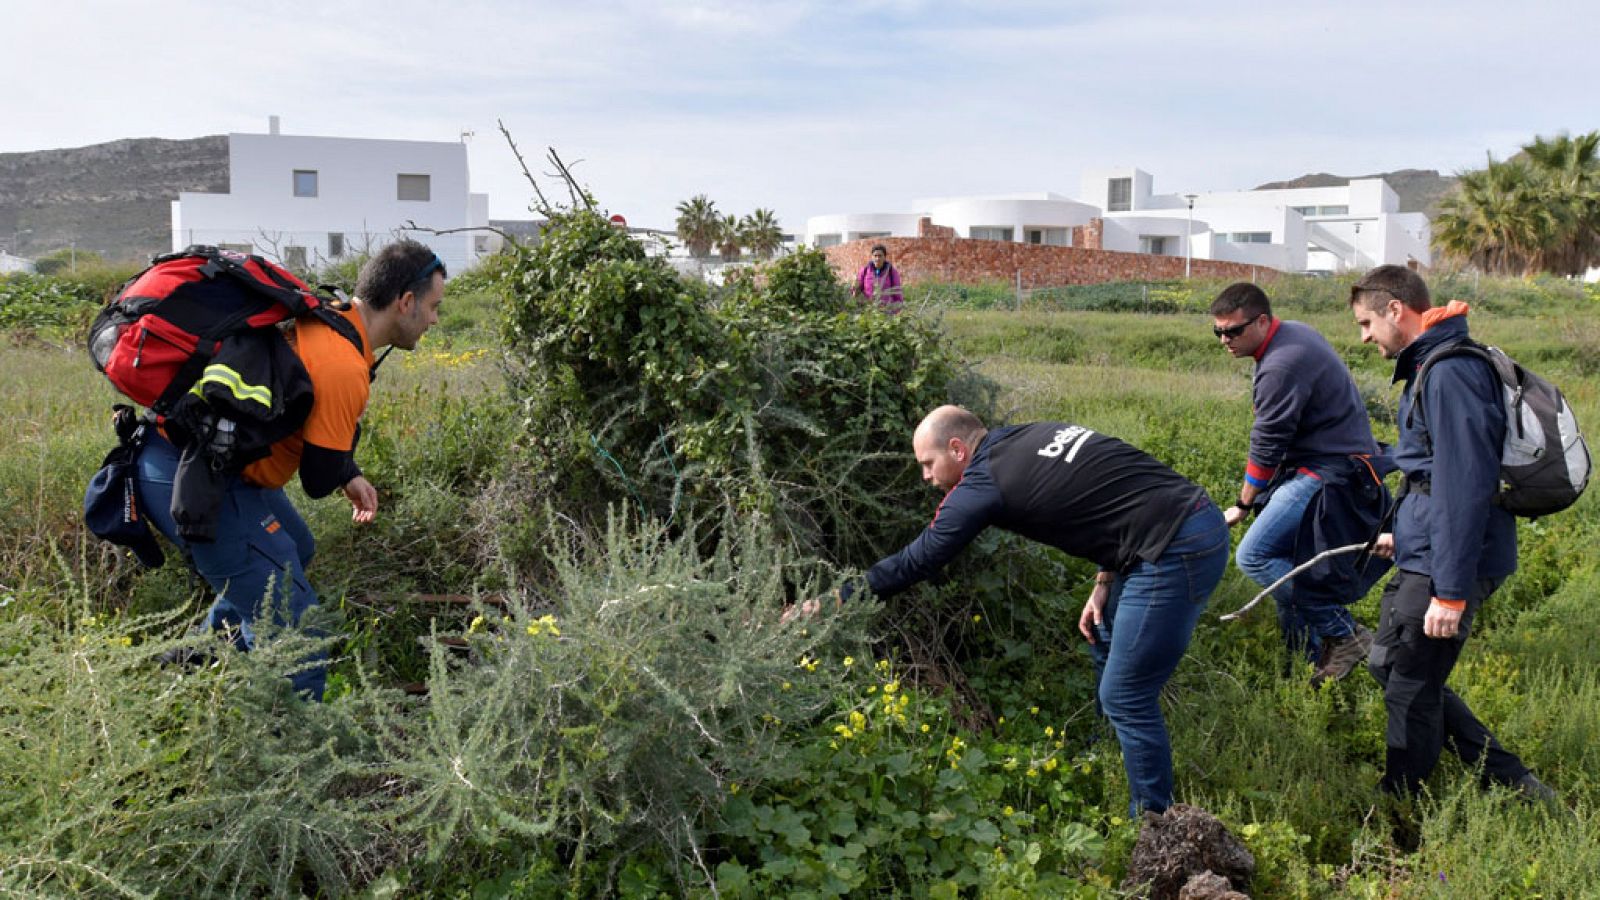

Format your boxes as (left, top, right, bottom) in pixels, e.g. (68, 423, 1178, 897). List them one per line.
(805, 167, 1432, 273)
(0, 252, 35, 274)
(172, 118, 491, 273)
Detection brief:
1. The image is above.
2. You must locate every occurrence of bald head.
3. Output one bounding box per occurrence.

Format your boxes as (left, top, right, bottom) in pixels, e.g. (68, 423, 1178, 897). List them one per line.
(912, 405, 988, 491)
(916, 405, 987, 448)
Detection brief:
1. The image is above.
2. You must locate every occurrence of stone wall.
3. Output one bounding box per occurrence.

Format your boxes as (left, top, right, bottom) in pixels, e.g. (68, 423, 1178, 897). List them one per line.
(826, 227, 1277, 290)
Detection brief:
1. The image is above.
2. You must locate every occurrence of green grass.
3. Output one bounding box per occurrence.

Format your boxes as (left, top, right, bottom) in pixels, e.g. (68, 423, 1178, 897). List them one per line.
(4, 273, 1599, 897)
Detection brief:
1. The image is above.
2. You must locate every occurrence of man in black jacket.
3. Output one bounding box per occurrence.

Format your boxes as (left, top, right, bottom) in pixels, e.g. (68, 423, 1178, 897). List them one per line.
(798, 405, 1229, 815)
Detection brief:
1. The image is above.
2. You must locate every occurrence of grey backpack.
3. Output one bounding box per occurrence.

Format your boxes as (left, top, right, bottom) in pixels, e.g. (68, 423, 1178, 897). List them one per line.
(1410, 340, 1591, 518)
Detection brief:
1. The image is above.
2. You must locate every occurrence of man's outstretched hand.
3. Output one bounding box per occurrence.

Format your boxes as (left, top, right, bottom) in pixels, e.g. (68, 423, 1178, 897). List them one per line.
(780, 597, 823, 625)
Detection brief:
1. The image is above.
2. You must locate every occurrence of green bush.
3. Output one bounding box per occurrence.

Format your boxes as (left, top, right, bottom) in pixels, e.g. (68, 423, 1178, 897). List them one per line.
(716, 656, 1124, 897)
(359, 511, 871, 895)
(498, 210, 985, 570)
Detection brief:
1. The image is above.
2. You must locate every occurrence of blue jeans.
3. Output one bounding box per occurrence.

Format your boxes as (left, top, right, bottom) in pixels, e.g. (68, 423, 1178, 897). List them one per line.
(137, 434, 327, 700)
(1090, 500, 1229, 815)
(1235, 471, 1358, 663)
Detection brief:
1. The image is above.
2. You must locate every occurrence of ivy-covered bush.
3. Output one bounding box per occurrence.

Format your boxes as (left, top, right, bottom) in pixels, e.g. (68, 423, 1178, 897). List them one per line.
(498, 210, 986, 569)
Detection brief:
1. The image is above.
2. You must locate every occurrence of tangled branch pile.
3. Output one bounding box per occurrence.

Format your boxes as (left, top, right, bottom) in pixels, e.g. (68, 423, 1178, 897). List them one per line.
(498, 208, 990, 568)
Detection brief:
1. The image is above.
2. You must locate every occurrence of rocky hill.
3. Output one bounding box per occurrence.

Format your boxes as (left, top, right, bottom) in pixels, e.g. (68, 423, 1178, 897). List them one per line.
(1254, 168, 1457, 217)
(0, 136, 228, 263)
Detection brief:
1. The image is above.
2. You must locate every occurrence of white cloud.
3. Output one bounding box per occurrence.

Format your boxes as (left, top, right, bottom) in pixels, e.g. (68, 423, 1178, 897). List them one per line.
(3, 0, 1593, 231)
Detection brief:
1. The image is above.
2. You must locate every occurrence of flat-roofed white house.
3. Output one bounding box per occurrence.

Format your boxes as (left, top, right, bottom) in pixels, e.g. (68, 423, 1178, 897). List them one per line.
(172, 118, 491, 273)
(805, 167, 1432, 274)
(0, 252, 35, 274)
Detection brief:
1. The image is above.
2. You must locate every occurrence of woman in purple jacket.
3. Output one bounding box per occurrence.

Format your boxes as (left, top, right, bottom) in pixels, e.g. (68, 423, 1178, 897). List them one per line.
(852, 244, 903, 311)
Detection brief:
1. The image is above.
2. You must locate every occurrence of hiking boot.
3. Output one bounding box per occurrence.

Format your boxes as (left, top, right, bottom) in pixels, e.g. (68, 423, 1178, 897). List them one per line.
(1311, 625, 1374, 687)
(1513, 772, 1558, 804)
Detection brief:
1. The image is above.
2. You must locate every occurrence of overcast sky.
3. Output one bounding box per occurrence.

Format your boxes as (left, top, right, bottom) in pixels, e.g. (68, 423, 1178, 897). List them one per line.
(3, 0, 1592, 231)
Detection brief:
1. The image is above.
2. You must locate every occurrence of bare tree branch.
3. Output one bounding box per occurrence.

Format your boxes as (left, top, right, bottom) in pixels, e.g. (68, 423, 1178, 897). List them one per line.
(545, 147, 594, 211)
(499, 118, 553, 215)
(400, 220, 518, 244)
(1218, 543, 1368, 622)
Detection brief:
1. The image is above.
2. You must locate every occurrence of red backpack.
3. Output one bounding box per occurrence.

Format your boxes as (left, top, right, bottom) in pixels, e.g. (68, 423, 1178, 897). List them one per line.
(89, 245, 360, 420)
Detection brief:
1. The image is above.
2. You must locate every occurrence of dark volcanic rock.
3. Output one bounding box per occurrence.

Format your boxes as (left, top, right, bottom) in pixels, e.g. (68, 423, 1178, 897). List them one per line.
(1123, 804, 1254, 899)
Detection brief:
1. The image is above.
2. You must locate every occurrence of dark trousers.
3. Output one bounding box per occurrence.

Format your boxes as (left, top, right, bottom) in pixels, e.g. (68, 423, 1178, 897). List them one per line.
(1367, 569, 1529, 795)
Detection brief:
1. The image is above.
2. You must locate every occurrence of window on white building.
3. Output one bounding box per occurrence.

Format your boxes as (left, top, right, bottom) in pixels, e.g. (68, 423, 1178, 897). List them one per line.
(1026, 227, 1069, 246)
(1107, 178, 1132, 212)
(851, 231, 892, 240)
(397, 173, 431, 202)
(284, 246, 307, 269)
(814, 234, 841, 248)
(1140, 236, 1171, 255)
(1316, 205, 1348, 216)
(1291, 206, 1315, 216)
(475, 235, 490, 254)
(1224, 232, 1273, 244)
(328, 232, 345, 258)
(970, 226, 1014, 242)
(293, 170, 318, 198)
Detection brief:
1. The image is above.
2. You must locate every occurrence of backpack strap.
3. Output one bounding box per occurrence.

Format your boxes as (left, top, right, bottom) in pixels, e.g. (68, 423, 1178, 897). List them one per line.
(1405, 338, 1493, 433)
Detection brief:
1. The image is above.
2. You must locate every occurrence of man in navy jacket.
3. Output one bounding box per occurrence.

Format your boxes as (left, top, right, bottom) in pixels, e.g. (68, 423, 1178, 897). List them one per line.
(1350, 265, 1551, 800)
(1211, 282, 1390, 684)
(796, 405, 1229, 815)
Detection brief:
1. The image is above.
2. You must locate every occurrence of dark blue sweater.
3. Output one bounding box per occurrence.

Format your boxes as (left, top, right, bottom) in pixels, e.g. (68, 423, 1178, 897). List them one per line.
(865, 423, 1208, 598)
(1245, 320, 1378, 488)
(1391, 315, 1518, 600)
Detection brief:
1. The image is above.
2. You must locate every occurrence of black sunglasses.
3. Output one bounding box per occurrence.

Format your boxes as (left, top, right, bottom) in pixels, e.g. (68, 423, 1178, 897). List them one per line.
(1213, 314, 1264, 340)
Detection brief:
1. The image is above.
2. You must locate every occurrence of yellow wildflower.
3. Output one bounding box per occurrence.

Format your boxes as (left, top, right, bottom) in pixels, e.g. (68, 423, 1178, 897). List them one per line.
(843, 656, 854, 667)
(1043, 758, 1059, 773)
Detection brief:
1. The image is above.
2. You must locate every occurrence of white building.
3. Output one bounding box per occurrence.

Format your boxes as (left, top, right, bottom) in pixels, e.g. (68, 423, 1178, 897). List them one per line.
(0, 252, 35, 274)
(173, 118, 490, 273)
(806, 167, 1432, 273)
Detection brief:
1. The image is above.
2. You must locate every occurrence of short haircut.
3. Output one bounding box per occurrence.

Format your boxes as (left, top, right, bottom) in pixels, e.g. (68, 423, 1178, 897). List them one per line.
(1350, 265, 1429, 313)
(1209, 282, 1272, 319)
(355, 239, 447, 311)
(921, 405, 987, 448)
(870, 244, 888, 255)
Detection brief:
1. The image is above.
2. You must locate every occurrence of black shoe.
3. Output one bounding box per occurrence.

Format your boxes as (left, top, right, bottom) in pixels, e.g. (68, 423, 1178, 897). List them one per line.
(1311, 625, 1374, 687)
(157, 625, 218, 669)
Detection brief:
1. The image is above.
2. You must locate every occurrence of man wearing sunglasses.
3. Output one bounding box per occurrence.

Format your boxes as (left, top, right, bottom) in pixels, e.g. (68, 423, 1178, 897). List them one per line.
(137, 239, 446, 700)
(1211, 282, 1391, 685)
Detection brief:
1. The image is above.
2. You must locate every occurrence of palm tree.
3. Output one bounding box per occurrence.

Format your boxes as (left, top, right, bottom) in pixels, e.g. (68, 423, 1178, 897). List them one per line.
(1521, 131, 1600, 277)
(717, 214, 742, 261)
(1434, 131, 1600, 277)
(740, 208, 784, 260)
(1435, 155, 1556, 276)
(675, 195, 720, 258)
